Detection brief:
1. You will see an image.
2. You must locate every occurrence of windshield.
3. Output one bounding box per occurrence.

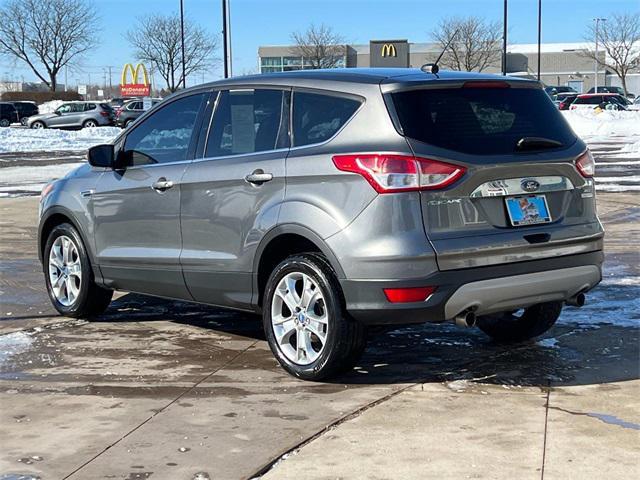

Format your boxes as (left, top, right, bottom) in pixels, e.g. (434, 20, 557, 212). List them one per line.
(391, 86, 576, 155)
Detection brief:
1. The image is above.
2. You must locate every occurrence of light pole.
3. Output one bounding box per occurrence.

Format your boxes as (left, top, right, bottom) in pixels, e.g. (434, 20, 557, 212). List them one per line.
(537, 0, 542, 81)
(593, 18, 606, 92)
(502, 0, 508, 76)
(180, 0, 186, 88)
(222, 0, 230, 78)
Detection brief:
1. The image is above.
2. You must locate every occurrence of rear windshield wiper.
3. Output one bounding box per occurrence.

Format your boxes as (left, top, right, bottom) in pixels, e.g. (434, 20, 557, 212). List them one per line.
(516, 137, 563, 151)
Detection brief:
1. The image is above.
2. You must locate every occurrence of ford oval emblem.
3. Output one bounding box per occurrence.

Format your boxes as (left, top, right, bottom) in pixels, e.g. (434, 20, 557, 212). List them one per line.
(521, 179, 540, 192)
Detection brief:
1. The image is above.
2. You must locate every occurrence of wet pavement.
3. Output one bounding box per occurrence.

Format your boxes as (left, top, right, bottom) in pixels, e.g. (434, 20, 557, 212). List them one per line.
(0, 194, 638, 479)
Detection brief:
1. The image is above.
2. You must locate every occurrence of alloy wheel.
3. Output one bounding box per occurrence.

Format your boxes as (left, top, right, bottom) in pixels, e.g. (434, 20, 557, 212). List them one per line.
(271, 272, 328, 365)
(48, 235, 82, 306)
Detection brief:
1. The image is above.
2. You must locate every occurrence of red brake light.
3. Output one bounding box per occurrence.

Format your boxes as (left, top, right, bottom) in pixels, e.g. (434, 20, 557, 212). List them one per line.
(576, 150, 595, 177)
(332, 154, 465, 193)
(384, 286, 437, 303)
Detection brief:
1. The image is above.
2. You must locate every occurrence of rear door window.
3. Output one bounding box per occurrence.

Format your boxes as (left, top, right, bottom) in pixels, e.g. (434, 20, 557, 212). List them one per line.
(391, 86, 576, 155)
(205, 89, 288, 157)
(292, 92, 361, 147)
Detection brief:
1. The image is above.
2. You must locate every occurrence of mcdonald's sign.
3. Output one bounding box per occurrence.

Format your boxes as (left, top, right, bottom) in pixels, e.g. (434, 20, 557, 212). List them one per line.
(120, 63, 150, 97)
(381, 44, 397, 57)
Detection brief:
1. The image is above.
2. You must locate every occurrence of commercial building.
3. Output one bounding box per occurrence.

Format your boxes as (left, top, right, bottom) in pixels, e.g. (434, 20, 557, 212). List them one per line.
(258, 40, 640, 93)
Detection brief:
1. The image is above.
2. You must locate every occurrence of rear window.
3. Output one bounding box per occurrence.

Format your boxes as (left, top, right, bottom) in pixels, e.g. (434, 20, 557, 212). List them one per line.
(391, 86, 576, 155)
(292, 92, 361, 147)
(575, 96, 600, 105)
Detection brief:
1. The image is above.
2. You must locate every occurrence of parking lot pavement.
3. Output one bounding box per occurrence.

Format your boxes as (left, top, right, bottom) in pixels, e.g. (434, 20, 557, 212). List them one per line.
(0, 194, 638, 479)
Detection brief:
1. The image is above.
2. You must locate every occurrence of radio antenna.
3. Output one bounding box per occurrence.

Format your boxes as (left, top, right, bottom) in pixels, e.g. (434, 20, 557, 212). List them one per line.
(421, 28, 460, 75)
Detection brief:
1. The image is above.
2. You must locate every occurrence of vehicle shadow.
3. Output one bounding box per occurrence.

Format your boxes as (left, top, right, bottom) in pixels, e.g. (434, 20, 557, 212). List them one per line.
(98, 291, 639, 389)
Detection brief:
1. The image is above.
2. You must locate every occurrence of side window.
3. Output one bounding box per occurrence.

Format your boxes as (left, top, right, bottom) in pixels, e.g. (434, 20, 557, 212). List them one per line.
(205, 89, 287, 158)
(292, 92, 361, 147)
(57, 104, 72, 114)
(85, 103, 97, 111)
(122, 93, 205, 166)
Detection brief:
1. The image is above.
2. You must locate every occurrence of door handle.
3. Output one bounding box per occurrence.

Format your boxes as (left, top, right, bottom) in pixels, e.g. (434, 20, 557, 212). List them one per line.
(152, 177, 174, 192)
(245, 170, 273, 185)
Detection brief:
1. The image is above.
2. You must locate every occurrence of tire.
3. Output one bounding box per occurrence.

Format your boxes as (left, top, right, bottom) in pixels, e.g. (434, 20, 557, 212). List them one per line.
(20, 117, 29, 126)
(124, 119, 133, 128)
(82, 119, 98, 128)
(43, 223, 113, 318)
(31, 121, 46, 129)
(0, 118, 10, 127)
(476, 301, 563, 343)
(263, 253, 366, 381)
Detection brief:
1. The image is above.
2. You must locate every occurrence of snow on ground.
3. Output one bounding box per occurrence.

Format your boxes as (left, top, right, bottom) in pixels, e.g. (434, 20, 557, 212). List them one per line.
(0, 126, 121, 153)
(38, 100, 64, 114)
(562, 110, 640, 138)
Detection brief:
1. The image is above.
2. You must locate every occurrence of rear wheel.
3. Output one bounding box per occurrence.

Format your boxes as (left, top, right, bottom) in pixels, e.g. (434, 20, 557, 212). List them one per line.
(124, 119, 133, 128)
(476, 301, 562, 343)
(82, 119, 98, 128)
(263, 253, 366, 381)
(0, 118, 10, 127)
(44, 223, 113, 318)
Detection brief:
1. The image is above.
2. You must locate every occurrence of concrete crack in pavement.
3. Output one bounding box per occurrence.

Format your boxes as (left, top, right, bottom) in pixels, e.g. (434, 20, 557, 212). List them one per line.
(540, 386, 551, 480)
(60, 340, 259, 480)
(549, 405, 640, 431)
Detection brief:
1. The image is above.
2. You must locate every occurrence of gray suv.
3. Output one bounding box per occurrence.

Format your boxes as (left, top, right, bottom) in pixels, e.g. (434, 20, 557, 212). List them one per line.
(28, 101, 114, 129)
(38, 69, 603, 380)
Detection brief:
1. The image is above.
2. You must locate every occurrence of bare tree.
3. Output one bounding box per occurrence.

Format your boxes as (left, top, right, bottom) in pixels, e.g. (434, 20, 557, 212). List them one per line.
(582, 12, 640, 96)
(0, 0, 97, 92)
(127, 14, 217, 93)
(431, 16, 502, 72)
(291, 24, 346, 69)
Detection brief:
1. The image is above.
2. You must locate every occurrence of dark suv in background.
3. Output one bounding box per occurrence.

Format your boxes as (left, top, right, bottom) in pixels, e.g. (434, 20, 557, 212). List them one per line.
(0, 102, 19, 127)
(10, 101, 39, 126)
(38, 69, 603, 380)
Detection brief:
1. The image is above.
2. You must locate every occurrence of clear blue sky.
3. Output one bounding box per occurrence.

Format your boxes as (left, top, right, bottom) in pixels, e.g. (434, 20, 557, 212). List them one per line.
(0, 0, 637, 88)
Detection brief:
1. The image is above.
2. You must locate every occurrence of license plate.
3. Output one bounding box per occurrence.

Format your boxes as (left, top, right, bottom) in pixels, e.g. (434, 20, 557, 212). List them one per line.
(505, 195, 552, 226)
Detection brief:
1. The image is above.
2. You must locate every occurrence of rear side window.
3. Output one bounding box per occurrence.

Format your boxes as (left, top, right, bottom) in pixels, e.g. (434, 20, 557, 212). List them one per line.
(206, 89, 287, 157)
(85, 103, 96, 111)
(575, 96, 600, 105)
(391, 86, 576, 155)
(292, 92, 361, 147)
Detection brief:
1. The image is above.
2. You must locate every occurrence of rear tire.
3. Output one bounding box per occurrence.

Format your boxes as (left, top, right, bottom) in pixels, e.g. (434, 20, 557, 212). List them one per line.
(82, 119, 98, 128)
(476, 301, 562, 343)
(44, 223, 113, 318)
(0, 118, 10, 127)
(263, 253, 366, 381)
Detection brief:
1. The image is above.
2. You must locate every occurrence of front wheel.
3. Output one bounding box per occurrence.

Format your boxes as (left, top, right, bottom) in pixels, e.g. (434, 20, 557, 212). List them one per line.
(476, 301, 563, 343)
(263, 253, 366, 381)
(44, 223, 113, 318)
(20, 117, 29, 126)
(31, 121, 46, 129)
(0, 118, 10, 127)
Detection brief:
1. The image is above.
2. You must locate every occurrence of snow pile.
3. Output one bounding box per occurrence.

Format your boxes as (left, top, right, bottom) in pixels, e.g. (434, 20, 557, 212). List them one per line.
(0, 127, 121, 153)
(620, 138, 640, 154)
(38, 100, 64, 114)
(562, 110, 640, 138)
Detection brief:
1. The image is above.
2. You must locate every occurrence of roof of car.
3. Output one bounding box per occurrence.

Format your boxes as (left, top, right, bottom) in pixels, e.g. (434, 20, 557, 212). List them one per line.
(577, 93, 621, 97)
(202, 68, 538, 87)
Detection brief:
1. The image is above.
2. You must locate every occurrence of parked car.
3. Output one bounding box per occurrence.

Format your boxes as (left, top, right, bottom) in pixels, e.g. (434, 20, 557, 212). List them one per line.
(570, 93, 628, 111)
(108, 97, 132, 111)
(587, 86, 635, 99)
(10, 101, 39, 126)
(27, 101, 115, 129)
(38, 69, 603, 380)
(555, 93, 579, 110)
(544, 86, 577, 98)
(0, 102, 19, 127)
(116, 98, 162, 127)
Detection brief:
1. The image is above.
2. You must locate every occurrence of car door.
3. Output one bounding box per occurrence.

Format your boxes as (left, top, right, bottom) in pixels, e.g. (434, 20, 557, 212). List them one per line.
(92, 91, 209, 299)
(180, 88, 289, 309)
(49, 103, 73, 127)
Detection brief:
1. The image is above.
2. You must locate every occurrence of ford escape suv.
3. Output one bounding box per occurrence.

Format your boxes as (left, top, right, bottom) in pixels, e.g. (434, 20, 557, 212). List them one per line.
(38, 69, 603, 380)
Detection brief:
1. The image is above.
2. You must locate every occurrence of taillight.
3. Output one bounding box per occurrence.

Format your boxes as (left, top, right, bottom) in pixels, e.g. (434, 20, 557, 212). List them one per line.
(576, 150, 595, 177)
(332, 154, 465, 193)
(100, 111, 109, 117)
(384, 286, 437, 303)
(463, 81, 510, 89)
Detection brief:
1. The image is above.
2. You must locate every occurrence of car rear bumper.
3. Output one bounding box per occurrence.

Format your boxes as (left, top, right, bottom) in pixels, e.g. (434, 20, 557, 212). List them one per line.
(340, 250, 603, 325)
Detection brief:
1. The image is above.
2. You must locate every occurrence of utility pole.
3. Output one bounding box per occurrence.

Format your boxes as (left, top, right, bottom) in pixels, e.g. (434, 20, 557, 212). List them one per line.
(107, 66, 113, 95)
(64, 65, 68, 92)
(180, 0, 187, 88)
(227, 0, 233, 76)
(593, 18, 606, 92)
(537, 0, 542, 81)
(502, 0, 508, 75)
(222, 0, 229, 78)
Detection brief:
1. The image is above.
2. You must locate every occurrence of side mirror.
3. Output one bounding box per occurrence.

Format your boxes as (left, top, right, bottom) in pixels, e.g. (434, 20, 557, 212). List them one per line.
(54, 110, 62, 115)
(87, 144, 114, 168)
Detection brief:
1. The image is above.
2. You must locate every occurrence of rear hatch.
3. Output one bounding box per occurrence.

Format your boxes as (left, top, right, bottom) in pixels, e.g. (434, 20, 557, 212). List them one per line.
(387, 79, 602, 271)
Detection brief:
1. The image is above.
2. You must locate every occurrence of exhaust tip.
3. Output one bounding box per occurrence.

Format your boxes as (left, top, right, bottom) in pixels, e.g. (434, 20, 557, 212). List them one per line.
(455, 310, 476, 328)
(566, 292, 586, 307)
